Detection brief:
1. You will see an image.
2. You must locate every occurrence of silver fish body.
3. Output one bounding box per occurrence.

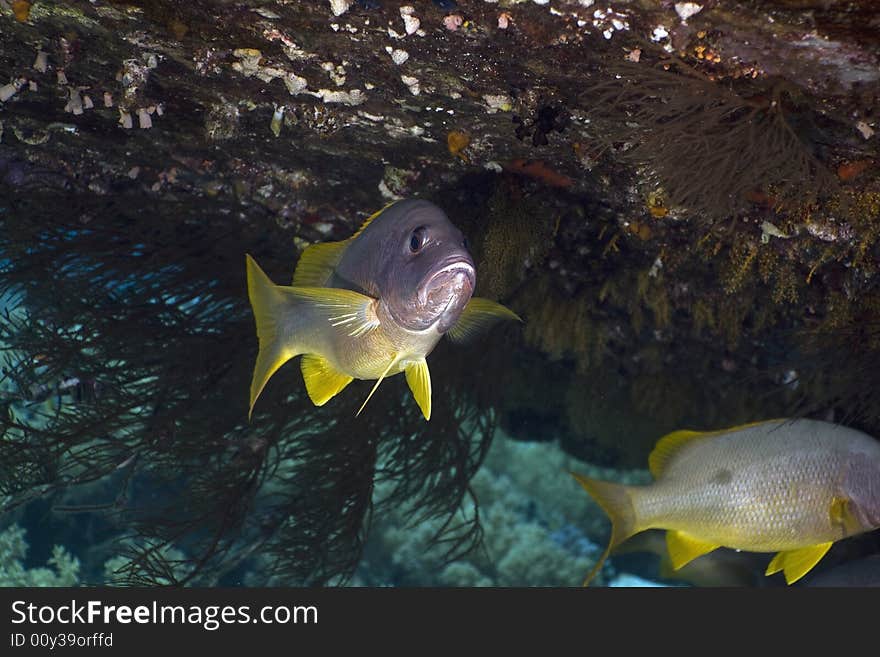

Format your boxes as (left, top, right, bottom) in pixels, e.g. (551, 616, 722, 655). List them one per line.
(635, 419, 880, 551)
(573, 418, 880, 585)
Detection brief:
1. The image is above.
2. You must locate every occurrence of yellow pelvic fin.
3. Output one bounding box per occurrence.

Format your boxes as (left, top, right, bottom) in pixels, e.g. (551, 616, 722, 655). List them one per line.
(445, 297, 522, 343)
(648, 419, 785, 478)
(300, 354, 353, 406)
(570, 472, 637, 586)
(765, 542, 833, 585)
(666, 531, 720, 570)
(293, 286, 380, 339)
(292, 241, 348, 287)
(246, 254, 299, 420)
(404, 358, 432, 421)
(356, 355, 399, 418)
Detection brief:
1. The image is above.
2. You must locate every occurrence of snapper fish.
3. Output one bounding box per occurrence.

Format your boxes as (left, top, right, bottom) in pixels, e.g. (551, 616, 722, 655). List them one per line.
(572, 418, 880, 585)
(246, 198, 520, 421)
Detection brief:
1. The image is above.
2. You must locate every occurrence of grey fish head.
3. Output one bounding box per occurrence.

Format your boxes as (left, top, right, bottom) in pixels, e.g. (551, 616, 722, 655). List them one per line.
(843, 449, 880, 530)
(337, 199, 475, 332)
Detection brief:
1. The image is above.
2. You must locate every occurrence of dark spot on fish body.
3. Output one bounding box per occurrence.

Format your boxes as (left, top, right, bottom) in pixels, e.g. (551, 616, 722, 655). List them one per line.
(712, 469, 733, 485)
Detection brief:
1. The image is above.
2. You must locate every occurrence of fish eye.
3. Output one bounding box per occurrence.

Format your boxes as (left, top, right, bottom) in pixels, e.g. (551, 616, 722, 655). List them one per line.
(409, 226, 427, 253)
(462, 236, 470, 250)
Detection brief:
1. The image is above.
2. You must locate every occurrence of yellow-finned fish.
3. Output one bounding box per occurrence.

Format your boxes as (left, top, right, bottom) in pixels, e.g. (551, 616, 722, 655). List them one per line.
(572, 418, 880, 585)
(246, 198, 520, 421)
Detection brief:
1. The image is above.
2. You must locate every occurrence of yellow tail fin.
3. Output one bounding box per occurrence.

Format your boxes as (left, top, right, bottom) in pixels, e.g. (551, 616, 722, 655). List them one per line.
(246, 254, 298, 419)
(570, 472, 638, 586)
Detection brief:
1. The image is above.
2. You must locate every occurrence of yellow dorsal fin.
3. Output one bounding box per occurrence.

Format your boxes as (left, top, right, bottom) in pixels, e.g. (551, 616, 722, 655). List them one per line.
(350, 202, 394, 240)
(765, 543, 833, 585)
(356, 355, 399, 418)
(446, 297, 523, 343)
(648, 430, 706, 478)
(570, 472, 638, 586)
(648, 420, 786, 478)
(291, 202, 394, 286)
(300, 354, 353, 406)
(292, 241, 348, 287)
(666, 531, 719, 570)
(404, 359, 432, 421)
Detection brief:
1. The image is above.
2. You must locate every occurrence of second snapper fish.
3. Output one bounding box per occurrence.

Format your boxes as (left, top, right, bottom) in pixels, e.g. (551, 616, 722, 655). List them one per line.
(573, 418, 880, 585)
(246, 199, 520, 420)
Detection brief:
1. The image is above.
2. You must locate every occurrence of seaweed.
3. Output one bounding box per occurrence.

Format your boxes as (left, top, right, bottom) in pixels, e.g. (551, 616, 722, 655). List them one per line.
(581, 56, 839, 221)
(0, 185, 493, 586)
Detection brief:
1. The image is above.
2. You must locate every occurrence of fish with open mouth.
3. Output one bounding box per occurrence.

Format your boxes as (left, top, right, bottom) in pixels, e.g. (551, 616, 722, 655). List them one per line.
(246, 198, 520, 420)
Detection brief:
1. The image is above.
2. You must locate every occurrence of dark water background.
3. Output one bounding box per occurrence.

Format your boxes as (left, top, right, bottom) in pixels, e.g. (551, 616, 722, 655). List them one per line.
(2, 176, 879, 588)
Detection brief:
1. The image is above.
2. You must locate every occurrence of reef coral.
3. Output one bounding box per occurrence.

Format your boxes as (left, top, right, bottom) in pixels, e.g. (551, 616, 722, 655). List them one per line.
(0, 524, 80, 586)
(351, 430, 649, 587)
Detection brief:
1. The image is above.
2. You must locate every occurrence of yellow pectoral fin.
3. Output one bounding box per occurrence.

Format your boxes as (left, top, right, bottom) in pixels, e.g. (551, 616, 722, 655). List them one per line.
(666, 531, 720, 570)
(765, 543, 833, 585)
(446, 297, 522, 343)
(292, 286, 380, 339)
(404, 359, 432, 421)
(830, 496, 863, 536)
(301, 354, 353, 406)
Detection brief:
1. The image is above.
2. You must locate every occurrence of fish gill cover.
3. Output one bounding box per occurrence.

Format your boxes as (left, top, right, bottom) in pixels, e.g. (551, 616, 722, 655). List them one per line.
(0, 188, 497, 586)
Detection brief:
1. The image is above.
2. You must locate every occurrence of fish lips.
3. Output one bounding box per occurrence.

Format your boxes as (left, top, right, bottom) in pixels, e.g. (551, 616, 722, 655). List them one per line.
(420, 260, 476, 304)
(420, 259, 476, 332)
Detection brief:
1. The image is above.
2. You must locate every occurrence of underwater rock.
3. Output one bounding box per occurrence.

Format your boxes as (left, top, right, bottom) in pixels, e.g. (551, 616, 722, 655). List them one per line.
(1, 0, 879, 587)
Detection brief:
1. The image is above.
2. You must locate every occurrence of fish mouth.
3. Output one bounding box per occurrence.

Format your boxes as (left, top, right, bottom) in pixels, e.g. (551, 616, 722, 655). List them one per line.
(419, 260, 476, 306)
